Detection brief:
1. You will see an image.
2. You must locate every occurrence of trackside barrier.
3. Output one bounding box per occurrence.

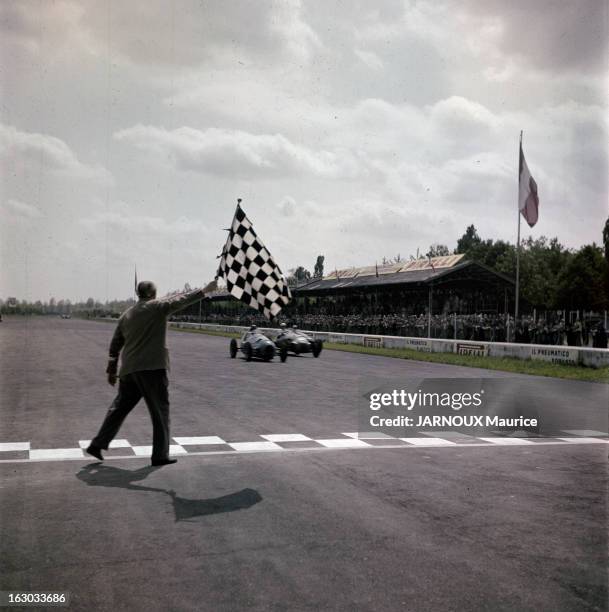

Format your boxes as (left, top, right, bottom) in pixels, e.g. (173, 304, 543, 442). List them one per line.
(168, 322, 609, 368)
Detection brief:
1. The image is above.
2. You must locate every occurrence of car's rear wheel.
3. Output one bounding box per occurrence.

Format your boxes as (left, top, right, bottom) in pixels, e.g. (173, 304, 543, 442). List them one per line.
(262, 344, 274, 361)
(279, 347, 288, 363)
(243, 343, 253, 361)
(229, 339, 238, 358)
(312, 340, 323, 358)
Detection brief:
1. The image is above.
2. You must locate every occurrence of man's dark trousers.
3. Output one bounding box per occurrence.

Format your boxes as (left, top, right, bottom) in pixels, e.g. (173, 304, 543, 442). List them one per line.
(92, 369, 170, 462)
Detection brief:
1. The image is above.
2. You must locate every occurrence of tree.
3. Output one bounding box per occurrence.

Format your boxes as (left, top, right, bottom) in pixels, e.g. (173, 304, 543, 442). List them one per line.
(555, 244, 608, 310)
(455, 226, 574, 309)
(426, 244, 450, 258)
(517, 237, 572, 308)
(287, 266, 311, 287)
(313, 255, 325, 278)
(455, 225, 481, 255)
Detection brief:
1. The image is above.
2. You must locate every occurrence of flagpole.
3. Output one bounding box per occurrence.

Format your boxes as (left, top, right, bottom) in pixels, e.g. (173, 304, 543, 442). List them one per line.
(515, 131, 522, 333)
(428, 284, 432, 338)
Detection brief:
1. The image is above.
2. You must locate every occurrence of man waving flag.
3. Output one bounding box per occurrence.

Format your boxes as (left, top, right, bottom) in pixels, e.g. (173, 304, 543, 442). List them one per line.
(519, 139, 539, 227)
(217, 200, 291, 319)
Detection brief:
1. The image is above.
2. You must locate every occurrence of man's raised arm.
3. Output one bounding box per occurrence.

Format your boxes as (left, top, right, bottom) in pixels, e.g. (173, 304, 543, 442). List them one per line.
(160, 280, 218, 316)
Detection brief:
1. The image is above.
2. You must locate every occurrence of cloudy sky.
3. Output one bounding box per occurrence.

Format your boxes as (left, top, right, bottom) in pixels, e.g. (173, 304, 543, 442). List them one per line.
(1, 0, 607, 302)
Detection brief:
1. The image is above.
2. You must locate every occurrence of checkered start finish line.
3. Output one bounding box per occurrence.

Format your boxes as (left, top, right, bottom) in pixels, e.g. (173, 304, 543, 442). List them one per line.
(0, 431, 607, 462)
(217, 203, 291, 320)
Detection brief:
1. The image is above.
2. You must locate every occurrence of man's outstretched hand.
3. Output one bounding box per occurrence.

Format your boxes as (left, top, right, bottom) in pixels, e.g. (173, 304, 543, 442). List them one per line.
(202, 279, 218, 294)
(106, 359, 118, 386)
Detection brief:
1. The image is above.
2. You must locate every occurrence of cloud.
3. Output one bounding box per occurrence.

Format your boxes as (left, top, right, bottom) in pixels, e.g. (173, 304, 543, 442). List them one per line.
(80, 206, 212, 239)
(270, 0, 323, 64)
(114, 124, 370, 180)
(458, 0, 608, 73)
(0, 1, 89, 66)
(78, 0, 322, 68)
(278, 196, 297, 217)
(3, 198, 42, 219)
(0, 124, 111, 182)
(354, 49, 384, 71)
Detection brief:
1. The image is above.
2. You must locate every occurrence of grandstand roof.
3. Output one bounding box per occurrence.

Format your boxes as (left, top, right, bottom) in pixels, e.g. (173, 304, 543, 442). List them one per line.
(293, 258, 514, 295)
(323, 254, 465, 280)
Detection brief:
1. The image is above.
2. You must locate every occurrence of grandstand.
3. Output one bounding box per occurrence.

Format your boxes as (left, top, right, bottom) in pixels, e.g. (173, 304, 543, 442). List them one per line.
(295, 255, 512, 302)
(199, 254, 515, 316)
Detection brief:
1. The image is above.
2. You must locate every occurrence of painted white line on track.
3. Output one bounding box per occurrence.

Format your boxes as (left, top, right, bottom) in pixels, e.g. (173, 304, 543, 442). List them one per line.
(29, 448, 84, 460)
(557, 437, 608, 444)
(0, 442, 30, 451)
(170, 444, 188, 455)
(132, 444, 187, 455)
(316, 439, 371, 448)
(400, 437, 456, 446)
(261, 434, 312, 442)
(173, 436, 225, 445)
(229, 441, 283, 452)
(477, 437, 534, 445)
(1, 439, 606, 464)
(78, 439, 131, 449)
(343, 432, 395, 439)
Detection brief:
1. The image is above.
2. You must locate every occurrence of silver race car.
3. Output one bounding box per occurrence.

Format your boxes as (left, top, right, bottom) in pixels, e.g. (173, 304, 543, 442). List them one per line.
(230, 326, 288, 362)
(274, 325, 323, 358)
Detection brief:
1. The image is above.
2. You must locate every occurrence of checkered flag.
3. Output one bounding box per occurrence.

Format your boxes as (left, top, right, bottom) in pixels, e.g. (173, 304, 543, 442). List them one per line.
(217, 201, 291, 319)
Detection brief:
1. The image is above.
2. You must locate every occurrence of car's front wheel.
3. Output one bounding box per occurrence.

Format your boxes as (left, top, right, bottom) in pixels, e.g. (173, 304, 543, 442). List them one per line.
(312, 340, 323, 358)
(243, 343, 253, 361)
(229, 339, 238, 358)
(279, 347, 288, 363)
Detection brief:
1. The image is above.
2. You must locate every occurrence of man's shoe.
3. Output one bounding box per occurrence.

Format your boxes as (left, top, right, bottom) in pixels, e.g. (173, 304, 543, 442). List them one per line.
(151, 458, 178, 467)
(86, 445, 104, 461)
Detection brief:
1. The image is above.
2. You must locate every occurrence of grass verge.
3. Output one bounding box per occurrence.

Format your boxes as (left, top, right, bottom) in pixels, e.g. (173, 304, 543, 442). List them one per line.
(173, 325, 609, 382)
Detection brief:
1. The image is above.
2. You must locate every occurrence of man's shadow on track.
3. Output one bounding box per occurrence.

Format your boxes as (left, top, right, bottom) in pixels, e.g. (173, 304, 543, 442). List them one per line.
(76, 463, 262, 522)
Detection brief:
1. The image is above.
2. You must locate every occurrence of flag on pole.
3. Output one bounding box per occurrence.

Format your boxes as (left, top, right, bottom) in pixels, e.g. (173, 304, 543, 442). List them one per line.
(518, 141, 539, 227)
(217, 201, 291, 320)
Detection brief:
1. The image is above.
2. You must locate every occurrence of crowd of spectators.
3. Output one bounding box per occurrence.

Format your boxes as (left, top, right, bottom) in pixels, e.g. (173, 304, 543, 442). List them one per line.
(171, 310, 608, 348)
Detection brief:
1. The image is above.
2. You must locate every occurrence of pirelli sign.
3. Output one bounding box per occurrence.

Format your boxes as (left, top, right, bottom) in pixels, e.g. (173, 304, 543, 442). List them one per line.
(456, 342, 489, 357)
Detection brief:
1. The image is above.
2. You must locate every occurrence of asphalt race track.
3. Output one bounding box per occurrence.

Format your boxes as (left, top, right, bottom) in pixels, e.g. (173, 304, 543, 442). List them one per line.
(0, 316, 607, 612)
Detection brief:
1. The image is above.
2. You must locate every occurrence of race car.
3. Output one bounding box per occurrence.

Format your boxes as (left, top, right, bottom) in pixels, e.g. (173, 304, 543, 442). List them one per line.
(274, 325, 323, 357)
(230, 326, 288, 362)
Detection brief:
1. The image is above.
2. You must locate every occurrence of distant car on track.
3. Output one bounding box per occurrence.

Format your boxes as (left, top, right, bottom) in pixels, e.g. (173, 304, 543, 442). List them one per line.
(274, 325, 323, 358)
(230, 326, 288, 362)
